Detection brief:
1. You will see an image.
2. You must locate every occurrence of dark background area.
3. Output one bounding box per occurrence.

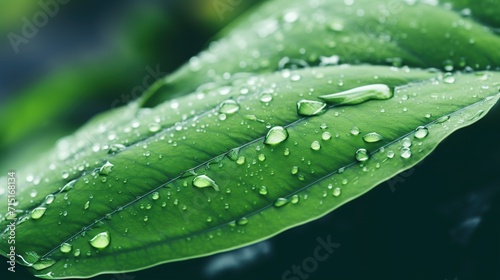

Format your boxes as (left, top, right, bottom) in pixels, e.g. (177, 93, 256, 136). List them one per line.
(1, 0, 499, 279)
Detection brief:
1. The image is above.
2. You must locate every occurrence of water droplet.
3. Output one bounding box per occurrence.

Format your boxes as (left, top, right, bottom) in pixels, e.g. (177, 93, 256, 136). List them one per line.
(31, 207, 47, 220)
(414, 126, 429, 139)
(60, 243, 72, 253)
(32, 259, 56, 270)
(436, 115, 450, 123)
(332, 187, 342, 197)
(30, 190, 38, 198)
(443, 73, 455, 84)
(274, 198, 289, 207)
(284, 148, 290, 156)
(402, 137, 412, 148)
(148, 123, 161, 133)
(258, 154, 266, 161)
(45, 194, 55, 204)
(108, 144, 126, 154)
(228, 148, 240, 161)
(319, 84, 392, 105)
(260, 91, 273, 103)
(99, 161, 114, 175)
(60, 179, 76, 192)
(193, 175, 220, 191)
(362, 132, 383, 143)
(311, 141, 321, 151)
(236, 156, 246, 165)
(84, 201, 90, 210)
(322, 132, 332, 140)
(296, 100, 327, 116)
(355, 148, 369, 162)
(74, 249, 81, 257)
(219, 100, 240, 114)
(259, 186, 268, 195)
(350, 127, 360, 136)
(387, 150, 395, 158)
(89, 231, 110, 249)
(264, 126, 289, 145)
(237, 217, 248, 225)
(152, 192, 160, 200)
(400, 147, 412, 159)
(291, 166, 299, 175)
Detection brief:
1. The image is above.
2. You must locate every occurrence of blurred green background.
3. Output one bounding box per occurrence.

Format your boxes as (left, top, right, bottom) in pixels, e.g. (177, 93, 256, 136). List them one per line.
(1, 1, 499, 280)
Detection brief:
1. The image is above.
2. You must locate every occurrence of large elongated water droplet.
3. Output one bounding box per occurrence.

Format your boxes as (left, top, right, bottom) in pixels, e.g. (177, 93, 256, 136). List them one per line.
(264, 126, 289, 145)
(319, 84, 392, 105)
(274, 198, 289, 207)
(296, 100, 327, 116)
(219, 100, 240, 114)
(362, 132, 384, 143)
(193, 175, 220, 191)
(89, 231, 110, 249)
(32, 259, 56, 270)
(31, 207, 47, 220)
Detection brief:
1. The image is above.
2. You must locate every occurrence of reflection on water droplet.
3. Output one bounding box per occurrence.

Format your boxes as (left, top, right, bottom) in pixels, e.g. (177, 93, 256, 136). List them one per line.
(89, 231, 110, 249)
(60, 243, 72, 253)
(274, 198, 289, 207)
(296, 100, 327, 116)
(219, 100, 240, 114)
(362, 132, 383, 143)
(355, 149, 369, 162)
(319, 84, 392, 105)
(414, 126, 429, 139)
(193, 175, 220, 191)
(311, 141, 321, 151)
(264, 126, 289, 145)
(31, 207, 47, 220)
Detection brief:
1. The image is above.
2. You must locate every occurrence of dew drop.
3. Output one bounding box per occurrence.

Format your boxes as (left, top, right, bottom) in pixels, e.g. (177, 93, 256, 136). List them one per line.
(362, 132, 384, 143)
(237, 217, 248, 226)
(89, 231, 110, 249)
(291, 166, 299, 175)
(228, 148, 240, 161)
(108, 144, 126, 154)
(310, 140, 321, 151)
(74, 249, 81, 257)
(219, 100, 240, 114)
(264, 126, 289, 145)
(45, 194, 55, 205)
(284, 148, 290, 156)
(32, 259, 56, 270)
(291, 194, 299, 204)
(259, 186, 268, 195)
(350, 127, 360, 136)
(436, 115, 450, 123)
(260, 92, 273, 103)
(60, 243, 72, 253)
(236, 156, 246, 165)
(296, 100, 327, 116)
(319, 84, 392, 105)
(414, 126, 429, 139)
(443, 73, 455, 84)
(387, 150, 395, 158)
(355, 148, 369, 162)
(152, 192, 160, 200)
(400, 147, 412, 159)
(148, 123, 161, 133)
(322, 132, 332, 140)
(84, 201, 90, 210)
(258, 154, 266, 161)
(31, 207, 47, 220)
(274, 198, 289, 207)
(193, 175, 220, 191)
(332, 187, 342, 197)
(99, 161, 114, 175)
(402, 137, 412, 148)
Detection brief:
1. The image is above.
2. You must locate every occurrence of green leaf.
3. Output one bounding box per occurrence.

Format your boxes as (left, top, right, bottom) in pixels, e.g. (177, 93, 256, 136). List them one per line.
(1, 66, 498, 278)
(143, 0, 500, 106)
